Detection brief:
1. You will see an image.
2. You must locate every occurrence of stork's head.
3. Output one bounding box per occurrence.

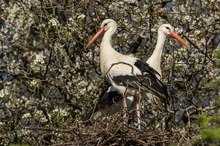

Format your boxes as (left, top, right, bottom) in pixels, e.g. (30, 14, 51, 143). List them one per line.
(159, 24, 175, 35)
(100, 19, 117, 32)
(159, 24, 189, 48)
(86, 19, 117, 48)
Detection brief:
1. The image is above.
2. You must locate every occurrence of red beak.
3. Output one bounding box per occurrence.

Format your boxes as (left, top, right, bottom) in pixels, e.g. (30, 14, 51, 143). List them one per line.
(169, 32, 189, 48)
(86, 28, 106, 48)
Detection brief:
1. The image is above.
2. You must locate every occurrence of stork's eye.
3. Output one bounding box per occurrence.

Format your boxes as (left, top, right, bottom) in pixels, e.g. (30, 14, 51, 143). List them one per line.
(104, 23, 108, 27)
(166, 27, 170, 30)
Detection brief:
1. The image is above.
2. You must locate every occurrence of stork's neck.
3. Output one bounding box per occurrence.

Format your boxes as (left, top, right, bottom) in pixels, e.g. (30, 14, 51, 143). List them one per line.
(100, 27, 119, 73)
(147, 31, 166, 76)
(100, 27, 119, 55)
(153, 31, 166, 60)
(102, 27, 115, 47)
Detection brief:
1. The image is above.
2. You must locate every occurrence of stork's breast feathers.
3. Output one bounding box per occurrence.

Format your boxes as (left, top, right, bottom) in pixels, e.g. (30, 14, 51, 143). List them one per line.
(106, 60, 141, 77)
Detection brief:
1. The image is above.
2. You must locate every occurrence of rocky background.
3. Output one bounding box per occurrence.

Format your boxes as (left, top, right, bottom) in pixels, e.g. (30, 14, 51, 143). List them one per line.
(0, 0, 220, 145)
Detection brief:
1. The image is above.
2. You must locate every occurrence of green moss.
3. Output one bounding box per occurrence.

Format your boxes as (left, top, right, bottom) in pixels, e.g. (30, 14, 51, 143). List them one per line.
(192, 139, 204, 146)
(213, 60, 220, 68)
(213, 49, 220, 59)
(9, 144, 30, 146)
(201, 128, 220, 141)
(214, 98, 220, 106)
(169, 143, 178, 146)
(204, 79, 220, 89)
(198, 115, 211, 128)
(199, 115, 220, 128)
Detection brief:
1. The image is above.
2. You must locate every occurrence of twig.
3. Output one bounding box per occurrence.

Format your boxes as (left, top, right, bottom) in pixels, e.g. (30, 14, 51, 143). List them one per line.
(183, 34, 214, 63)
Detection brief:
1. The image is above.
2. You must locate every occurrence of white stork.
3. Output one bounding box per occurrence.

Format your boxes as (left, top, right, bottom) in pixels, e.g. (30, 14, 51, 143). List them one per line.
(86, 19, 189, 129)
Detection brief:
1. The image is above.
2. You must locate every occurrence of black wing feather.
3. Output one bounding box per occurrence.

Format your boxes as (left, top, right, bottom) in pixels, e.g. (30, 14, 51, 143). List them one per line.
(112, 59, 169, 106)
(134, 60, 161, 78)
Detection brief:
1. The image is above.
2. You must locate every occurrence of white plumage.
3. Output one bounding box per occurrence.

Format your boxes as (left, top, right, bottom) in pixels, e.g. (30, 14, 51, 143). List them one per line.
(86, 19, 189, 129)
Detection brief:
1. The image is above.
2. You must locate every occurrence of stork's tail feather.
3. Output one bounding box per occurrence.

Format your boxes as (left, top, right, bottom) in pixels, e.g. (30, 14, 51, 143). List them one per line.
(84, 86, 122, 125)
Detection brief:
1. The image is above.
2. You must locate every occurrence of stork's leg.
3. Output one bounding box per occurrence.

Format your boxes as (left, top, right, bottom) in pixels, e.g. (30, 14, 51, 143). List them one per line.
(135, 97, 141, 129)
(122, 95, 127, 127)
